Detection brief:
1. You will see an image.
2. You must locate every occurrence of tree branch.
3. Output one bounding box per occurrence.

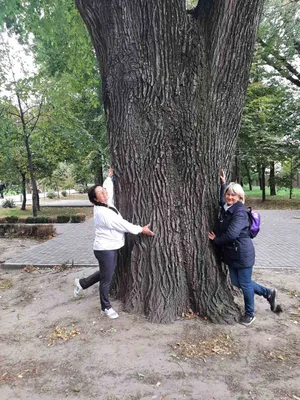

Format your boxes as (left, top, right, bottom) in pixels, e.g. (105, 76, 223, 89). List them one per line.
(258, 38, 300, 87)
(29, 99, 44, 133)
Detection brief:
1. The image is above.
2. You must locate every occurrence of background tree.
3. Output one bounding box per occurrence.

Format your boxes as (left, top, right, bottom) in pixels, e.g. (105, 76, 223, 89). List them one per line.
(0, 0, 109, 190)
(240, 81, 285, 200)
(0, 114, 29, 209)
(257, 0, 300, 88)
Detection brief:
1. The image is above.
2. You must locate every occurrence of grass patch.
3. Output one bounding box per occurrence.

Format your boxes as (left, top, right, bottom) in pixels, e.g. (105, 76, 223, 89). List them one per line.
(0, 207, 93, 218)
(242, 186, 300, 209)
(244, 186, 300, 199)
(39, 193, 88, 202)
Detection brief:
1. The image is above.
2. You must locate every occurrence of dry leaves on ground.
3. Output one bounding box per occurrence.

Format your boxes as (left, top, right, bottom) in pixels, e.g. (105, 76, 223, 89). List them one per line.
(22, 265, 40, 273)
(0, 278, 12, 290)
(171, 333, 235, 360)
(48, 326, 80, 345)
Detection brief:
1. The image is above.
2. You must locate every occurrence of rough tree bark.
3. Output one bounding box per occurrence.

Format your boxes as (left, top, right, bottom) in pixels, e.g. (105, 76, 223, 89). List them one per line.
(269, 161, 276, 196)
(24, 136, 39, 217)
(20, 171, 27, 211)
(261, 164, 266, 201)
(95, 163, 103, 185)
(75, 0, 264, 323)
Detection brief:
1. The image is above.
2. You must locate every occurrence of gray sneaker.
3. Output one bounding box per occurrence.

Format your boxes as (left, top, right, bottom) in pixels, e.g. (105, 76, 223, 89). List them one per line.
(74, 278, 83, 298)
(101, 308, 119, 319)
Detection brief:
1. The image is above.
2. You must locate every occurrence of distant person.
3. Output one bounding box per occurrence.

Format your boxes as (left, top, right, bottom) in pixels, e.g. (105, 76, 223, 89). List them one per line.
(0, 183, 6, 199)
(74, 173, 154, 319)
(103, 167, 114, 206)
(208, 170, 277, 326)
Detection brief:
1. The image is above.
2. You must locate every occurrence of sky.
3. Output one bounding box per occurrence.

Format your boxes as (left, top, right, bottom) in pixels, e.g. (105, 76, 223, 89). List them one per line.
(0, 30, 36, 84)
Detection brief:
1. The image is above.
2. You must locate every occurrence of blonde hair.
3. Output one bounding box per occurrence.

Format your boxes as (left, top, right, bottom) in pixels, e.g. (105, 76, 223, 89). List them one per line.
(225, 182, 245, 204)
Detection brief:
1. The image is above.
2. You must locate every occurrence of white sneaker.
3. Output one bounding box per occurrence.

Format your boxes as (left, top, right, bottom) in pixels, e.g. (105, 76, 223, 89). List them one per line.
(74, 278, 83, 298)
(101, 308, 119, 319)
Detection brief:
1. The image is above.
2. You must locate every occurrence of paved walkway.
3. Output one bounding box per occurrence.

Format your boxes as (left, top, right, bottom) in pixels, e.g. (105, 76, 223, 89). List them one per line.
(2, 210, 300, 269)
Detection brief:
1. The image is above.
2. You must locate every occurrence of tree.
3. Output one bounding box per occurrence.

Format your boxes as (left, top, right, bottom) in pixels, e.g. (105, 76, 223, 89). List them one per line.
(257, 0, 300, 88)
(0, 115, 29, 210)
(0, 36, 45, 215)
(0, 0, 109, 188)
(240, 81, 286, 200)
(74, 0, 265, 323)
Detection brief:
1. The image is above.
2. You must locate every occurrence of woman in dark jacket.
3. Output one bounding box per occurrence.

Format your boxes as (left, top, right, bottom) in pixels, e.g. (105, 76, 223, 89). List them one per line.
(208, 171, 277, 326)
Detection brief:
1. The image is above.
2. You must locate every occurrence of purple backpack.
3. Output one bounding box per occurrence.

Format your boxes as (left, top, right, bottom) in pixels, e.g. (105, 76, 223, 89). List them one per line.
(247, 207, 260, 238)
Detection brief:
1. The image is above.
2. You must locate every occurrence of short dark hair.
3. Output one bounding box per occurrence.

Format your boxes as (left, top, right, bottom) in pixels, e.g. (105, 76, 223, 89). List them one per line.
(88, 185, 101, 205)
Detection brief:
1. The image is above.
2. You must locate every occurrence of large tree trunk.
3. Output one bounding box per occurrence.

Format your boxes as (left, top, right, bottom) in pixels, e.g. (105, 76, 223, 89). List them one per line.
(76, 0, 264, 323)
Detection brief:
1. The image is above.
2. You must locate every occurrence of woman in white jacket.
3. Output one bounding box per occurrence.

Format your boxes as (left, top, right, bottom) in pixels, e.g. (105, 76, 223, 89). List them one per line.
(74, 184, 154, 319)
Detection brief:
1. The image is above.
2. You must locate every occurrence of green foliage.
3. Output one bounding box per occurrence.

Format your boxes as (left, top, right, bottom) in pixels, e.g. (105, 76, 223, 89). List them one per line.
(1, 199, 16, 208)
(70, 214, 83, 223)
(0, 223, 56, 238)
(1, 0, 108, 166)
(5, 215, 18, 223)
(61, 190, 67, 197)
(74, 184, 89, 193)
(0, 206, 92, 218)
(56, 215, 70, 223)
(0, 0, 109, 194)
(47, 191, 56, 199)
(75, 213, 86, 222)
(257, 0, 300, 87)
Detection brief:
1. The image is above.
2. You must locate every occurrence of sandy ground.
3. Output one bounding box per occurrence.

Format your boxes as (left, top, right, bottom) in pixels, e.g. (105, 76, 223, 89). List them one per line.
(0, 238, 300, 400)
(0, 238, 41, 264)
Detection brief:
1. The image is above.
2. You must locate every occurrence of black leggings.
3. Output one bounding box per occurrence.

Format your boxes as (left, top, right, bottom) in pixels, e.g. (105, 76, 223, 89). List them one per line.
(79, 250, 118, 311)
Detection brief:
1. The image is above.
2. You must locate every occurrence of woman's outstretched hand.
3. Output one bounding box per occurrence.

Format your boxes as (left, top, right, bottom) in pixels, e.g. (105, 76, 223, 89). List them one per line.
(220, 169, 226, 185)
(208, 231, 216, 241)
(142, 224, 155, 236)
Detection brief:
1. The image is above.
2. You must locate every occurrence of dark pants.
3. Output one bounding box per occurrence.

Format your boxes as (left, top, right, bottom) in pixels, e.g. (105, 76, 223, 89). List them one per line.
(79, 250, 118, 311)
(229, 266, 270, 317)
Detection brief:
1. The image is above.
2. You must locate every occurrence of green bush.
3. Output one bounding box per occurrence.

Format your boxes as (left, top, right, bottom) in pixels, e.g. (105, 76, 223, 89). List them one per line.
(21, 216, 50, 224)
(47, 191, 56, 199)
(76, 213, 86, 222)
(70, 214, 86, 223)
(34, 217, 49, 223)
(25, 217, 36, 224)
(56, 215, 70, 223)
(61, 190, 68, 197)
(2, 199, 16, 208)
(70, 215, 81, 223)
(5, 216, 19, 223)
(0, 223, 56, 238)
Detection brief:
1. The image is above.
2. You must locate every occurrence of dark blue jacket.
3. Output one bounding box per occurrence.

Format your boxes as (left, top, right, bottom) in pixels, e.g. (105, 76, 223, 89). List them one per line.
(213, 184, 255, 269)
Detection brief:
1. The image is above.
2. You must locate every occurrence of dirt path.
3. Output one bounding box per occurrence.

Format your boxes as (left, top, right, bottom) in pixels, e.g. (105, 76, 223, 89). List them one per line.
(0, 238, 41, 265)
(0, 239, 300, 400)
